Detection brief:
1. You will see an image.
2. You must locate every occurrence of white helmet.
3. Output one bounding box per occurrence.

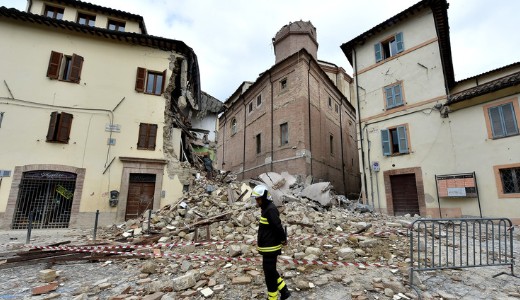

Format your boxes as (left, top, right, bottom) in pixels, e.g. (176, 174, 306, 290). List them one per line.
(251, 185, 271, 200)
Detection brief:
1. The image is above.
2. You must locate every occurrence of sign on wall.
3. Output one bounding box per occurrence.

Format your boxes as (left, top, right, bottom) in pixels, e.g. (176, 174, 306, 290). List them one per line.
(436, 173, 477, 198)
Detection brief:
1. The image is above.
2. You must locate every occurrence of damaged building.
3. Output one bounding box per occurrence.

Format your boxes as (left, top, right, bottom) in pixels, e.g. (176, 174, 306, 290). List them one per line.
(0, 0, 218, 229)
(217, 21, 361, 196)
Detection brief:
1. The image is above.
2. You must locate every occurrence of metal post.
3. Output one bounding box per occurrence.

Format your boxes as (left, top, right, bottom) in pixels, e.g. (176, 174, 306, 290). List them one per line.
(147, 209, 152, 234)
(93, 210, 99, 241)
(26, 211, 33, 244)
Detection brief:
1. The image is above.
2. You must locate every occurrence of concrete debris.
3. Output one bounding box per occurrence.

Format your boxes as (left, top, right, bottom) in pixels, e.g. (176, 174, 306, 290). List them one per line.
(1, 170, 519, 300)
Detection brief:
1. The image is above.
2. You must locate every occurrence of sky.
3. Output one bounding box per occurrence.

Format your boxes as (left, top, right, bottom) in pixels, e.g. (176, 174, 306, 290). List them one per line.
(1, 0, 519, 101)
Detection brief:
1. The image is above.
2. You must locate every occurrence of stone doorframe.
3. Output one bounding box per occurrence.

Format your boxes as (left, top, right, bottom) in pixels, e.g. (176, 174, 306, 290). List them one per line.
(116, 157, 167, 222)
(4, 164, 86, 229)
(383, 167, 426, 216)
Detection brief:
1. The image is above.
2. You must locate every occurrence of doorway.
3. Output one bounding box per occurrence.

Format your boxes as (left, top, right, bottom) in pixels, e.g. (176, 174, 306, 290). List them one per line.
(390, 173, 420, 216)
(125, 173, 156, 220)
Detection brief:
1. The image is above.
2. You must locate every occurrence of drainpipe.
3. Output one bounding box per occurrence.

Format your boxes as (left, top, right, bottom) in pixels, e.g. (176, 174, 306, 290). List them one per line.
(242, 97, 247, 180)
(307, 57, 313, 175)
(365, 125, 375, 209)
(339, 100, 346, 194)
(269, 71, 274, 172)
(221, 115, 226, 169)
(353, 48, 369, 204)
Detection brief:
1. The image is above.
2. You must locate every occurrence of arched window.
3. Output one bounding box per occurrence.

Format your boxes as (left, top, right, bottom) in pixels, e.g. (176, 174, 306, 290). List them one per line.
(231, 118, 237, 135)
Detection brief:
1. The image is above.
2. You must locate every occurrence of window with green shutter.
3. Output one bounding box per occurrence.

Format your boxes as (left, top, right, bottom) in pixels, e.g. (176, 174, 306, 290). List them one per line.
(384, 83, 404, 109)
(374, 32, 404, 63)
(488, 102, 519, 138)
(381, 125, 409, 156)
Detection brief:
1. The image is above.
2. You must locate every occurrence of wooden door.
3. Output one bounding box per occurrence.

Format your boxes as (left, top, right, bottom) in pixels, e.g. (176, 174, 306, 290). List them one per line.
(390, 174, 419, 216)
(125, 176, 155, 220)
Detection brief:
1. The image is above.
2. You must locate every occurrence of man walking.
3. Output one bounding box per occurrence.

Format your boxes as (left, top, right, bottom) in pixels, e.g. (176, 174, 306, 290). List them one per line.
(252, 185, 291, 300)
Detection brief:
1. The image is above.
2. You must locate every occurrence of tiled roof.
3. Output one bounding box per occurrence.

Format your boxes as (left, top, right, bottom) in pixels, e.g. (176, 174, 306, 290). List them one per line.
(447, 71, 520, 104)
(340, 0, 455, 88)
(34, 0, 146, 33)
(0, 5, 201, 103)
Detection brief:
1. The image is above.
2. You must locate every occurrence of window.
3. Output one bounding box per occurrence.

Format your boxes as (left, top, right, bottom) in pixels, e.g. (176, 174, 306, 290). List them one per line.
(0, 112, 4, 128)
(107, 19, 125, 32)
(231, 118, 237, 135)
(135, 67, 167, 96)
(280, 123, 288, 145)
(248, 101, 254, 113)
(487, 102, 519, 139)
(280, 78, 287, 90)
(256, 134, 261, 154)
(257, 94, 262, 107)
(46, 111, 73, 143)
(137, 123, 157, 150)
(381, 125, 409, 156)
(46, 51, 84, 83)
(384, 83, 403, 109)
(328, 97, 332, 108)
(335, 103, 339, 113)
(329, 134, 334, 156)
(500, 167, 520, 194)
(77, 12, 96, 27)
(375, 32, 404, 63)
(44, 5, 64, 20)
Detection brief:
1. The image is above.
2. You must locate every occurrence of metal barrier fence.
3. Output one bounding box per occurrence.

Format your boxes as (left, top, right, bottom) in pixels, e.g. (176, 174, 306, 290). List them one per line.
(409, 218, 517, 291)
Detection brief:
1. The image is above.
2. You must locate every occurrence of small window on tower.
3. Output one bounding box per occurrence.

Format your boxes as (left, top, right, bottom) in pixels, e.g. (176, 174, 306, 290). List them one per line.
(280, 78, 287, 90)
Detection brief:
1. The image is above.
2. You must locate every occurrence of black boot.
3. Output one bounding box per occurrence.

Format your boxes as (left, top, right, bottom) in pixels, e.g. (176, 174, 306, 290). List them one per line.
(280, 286, 291, 299)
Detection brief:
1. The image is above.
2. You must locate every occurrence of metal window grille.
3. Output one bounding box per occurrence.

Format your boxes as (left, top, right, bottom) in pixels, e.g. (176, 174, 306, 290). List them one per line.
(500, 167, 520, 193)
(12, 171, 76, 229)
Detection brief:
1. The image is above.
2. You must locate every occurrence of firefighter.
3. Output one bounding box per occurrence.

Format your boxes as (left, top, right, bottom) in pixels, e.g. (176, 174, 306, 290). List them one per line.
(252, 185, 291, 300)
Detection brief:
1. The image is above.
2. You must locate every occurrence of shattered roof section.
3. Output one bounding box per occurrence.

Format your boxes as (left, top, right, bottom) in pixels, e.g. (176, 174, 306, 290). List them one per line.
(447, 71, 520, 105)
(195, 91, 224, 119)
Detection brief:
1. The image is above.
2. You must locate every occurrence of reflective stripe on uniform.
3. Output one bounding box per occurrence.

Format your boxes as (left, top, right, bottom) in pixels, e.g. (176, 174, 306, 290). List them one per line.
(277, 277, 286, 290)
(268, 290, 278, 300)
(259, 216, 268, 224)
(257, 244, 282, 252)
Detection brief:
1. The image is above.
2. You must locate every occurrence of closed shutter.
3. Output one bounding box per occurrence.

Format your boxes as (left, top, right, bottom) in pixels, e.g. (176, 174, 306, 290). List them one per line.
(161, 69, 167, 93)
(46, 111, 58, 141)
(501, 103, 519, 135)
(47, 51, 62, 79)
(489, 106, 504, 137)
(397, 126, 408, 153)
(135, 67, 146, 92)
(395, 32, 404, 53)
(57, 112, 73, 143)
(137, 123, 148, 148)
(69, 54, 84, 83)
(381, 129, 390, 156)
(374, 43, 382, 63)
(393, 84, 403, 106)
(148, 124, 157, 149)
(385, 87, 394, 108)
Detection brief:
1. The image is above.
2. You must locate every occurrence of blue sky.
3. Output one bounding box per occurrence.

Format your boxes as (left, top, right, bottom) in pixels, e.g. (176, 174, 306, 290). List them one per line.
(1, 0, 518, 101)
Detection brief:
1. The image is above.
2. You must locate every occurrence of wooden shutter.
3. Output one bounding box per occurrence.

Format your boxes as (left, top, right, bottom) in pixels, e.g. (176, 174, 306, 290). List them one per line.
(135, 67, 146, 92)
(381, 129, 390, 156)
(137, 123, 148, 148)
(148, 124, 157, 150)
(385, 86, 394, 108)
(46, 111, 58, 141)
(374, 43, 382, 63)
(395, 32, 404, 53)
(488, 106, 504, 138)
(57, 112, 73, 143)
(396, 126, 408, 154)
(501, 103, 519, 135)
(47, 51, 62, 79)
(69, 54, 84, 83)
(393, 84, 403, 106)
(161, 69, 167, 94)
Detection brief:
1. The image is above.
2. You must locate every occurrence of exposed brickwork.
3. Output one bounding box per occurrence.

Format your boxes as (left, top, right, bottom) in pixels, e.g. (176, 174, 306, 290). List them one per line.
(217, 50, 360, 195)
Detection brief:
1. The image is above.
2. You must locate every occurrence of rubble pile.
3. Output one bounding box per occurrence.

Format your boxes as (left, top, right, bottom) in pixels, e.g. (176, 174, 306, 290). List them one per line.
(81, 172, 421, 299)
(2, 171, 519, 299)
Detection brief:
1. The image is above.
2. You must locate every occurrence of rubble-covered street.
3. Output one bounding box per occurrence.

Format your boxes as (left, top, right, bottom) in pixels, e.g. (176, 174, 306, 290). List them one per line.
(1, 173, 519, 300)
